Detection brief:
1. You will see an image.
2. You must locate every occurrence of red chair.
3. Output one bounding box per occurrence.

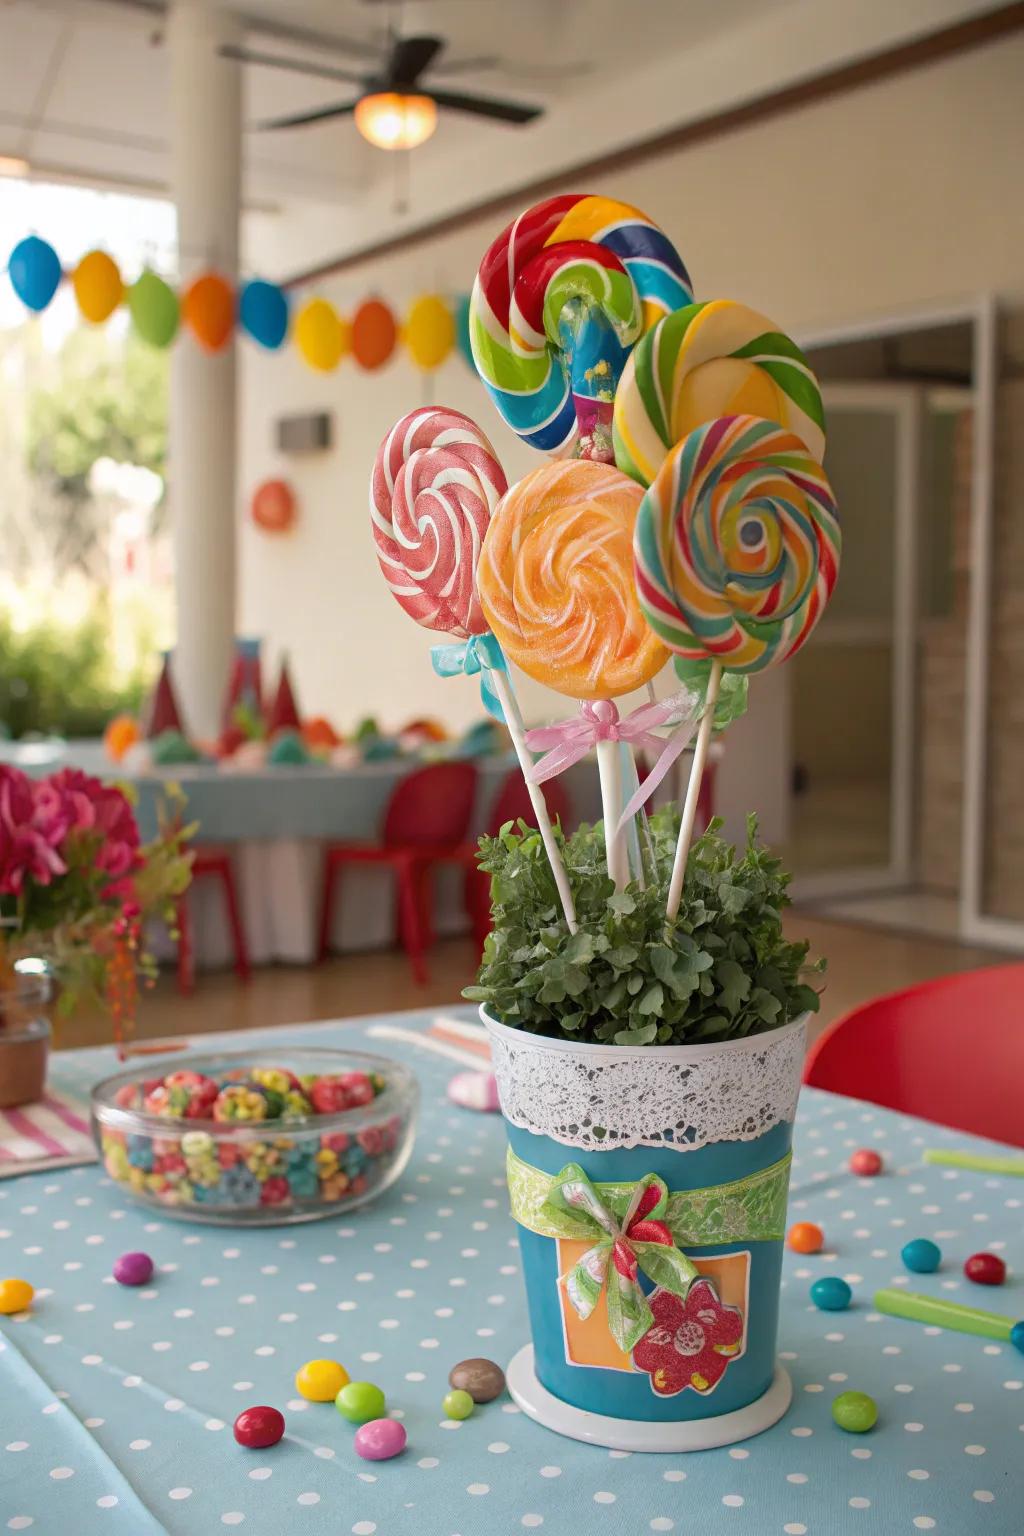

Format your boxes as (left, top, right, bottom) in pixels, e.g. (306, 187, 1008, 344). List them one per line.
(803, 965, 1024, 1148)
(463, 770, 573, 952)
(316, 761, 478, 984)
(176, 849, 251, 995)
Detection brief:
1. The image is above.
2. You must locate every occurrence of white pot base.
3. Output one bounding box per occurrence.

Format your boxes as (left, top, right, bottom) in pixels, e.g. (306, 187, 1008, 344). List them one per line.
(506, 1346, 793, 1452)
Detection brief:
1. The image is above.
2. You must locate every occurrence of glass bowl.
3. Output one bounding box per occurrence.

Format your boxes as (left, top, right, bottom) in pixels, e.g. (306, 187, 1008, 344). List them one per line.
(91, 1048, 419, 1225)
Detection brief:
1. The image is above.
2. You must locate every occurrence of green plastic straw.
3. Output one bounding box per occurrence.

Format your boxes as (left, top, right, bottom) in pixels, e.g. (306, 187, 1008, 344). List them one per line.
(874, 1288, 1016, 1341)
(923, 1149, 1024, 1177)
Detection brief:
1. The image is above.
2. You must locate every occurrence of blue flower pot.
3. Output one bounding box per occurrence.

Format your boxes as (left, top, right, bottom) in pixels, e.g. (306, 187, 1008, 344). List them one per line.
(483, 1011, 807, 1452)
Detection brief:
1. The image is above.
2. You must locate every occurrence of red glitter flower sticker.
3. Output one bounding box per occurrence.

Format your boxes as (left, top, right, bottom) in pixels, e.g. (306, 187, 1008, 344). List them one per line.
(632, 1277, 744, 1396)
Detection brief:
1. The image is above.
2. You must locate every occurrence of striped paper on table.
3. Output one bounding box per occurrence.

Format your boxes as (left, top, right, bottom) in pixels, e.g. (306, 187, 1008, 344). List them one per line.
(0, 1089, 96, 1176)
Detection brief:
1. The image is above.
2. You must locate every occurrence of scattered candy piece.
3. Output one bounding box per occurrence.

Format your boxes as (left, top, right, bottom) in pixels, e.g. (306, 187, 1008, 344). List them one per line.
(0, 1277, 34, 1315)
(447, 1071, 500, 1113)
(788, 1221, 824, 1255)
(964, 1252, 1006, 1287)
(233, 1405, 285, 1448)
(832, 1390, 878, 1433)
(811, 1277, 852, 1312)
(113, 1251, 154, 1287)
(443, 1389, 475, 1421)
(354, 1417, 407, 1461)
(336, 1381, 386, 1424)
(1011, 1321, 1024, 1355)
(849, 1148, 883, 1177)
(295, 1359, 350, 1402)
(448, 1357, 506, 1403)
(901, 1238, 941, 1274)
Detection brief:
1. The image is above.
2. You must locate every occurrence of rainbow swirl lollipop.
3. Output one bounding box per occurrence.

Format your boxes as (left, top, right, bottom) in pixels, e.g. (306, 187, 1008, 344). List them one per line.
(479, 459, 669, 699)
(470, 194, 692, 459)
(634, 415, 840, 674)
(614, 301, 826, 488)
(370, 407, 508, 637)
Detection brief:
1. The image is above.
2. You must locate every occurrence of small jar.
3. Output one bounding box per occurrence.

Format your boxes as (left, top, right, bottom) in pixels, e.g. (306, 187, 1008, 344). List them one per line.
(0, 973, 52, 1109)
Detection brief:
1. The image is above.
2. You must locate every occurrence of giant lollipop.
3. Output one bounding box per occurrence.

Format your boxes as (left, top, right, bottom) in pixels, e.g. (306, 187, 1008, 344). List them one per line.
(614, 300, 826, 488)
(370, 406, 577, 928)
(470, 194, 692, 461)
(634, 413, 840, 915)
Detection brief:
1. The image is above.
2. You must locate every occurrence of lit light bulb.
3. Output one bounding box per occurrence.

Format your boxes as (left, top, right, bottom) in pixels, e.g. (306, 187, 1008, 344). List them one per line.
(355, 93, 437, 151)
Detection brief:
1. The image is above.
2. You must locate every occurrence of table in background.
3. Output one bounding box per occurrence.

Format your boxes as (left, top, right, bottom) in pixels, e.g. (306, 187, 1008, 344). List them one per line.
(0, 742, 602, 966)
(1, 1008, 1021, 1534)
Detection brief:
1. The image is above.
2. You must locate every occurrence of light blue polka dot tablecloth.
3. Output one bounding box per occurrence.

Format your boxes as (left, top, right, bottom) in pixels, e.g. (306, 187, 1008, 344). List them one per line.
(1, 1009, 1022, 1536)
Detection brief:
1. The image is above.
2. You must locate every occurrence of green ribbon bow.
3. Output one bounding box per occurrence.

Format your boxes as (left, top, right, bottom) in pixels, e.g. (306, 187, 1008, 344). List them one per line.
(430, 633, 507, 722)
(541, 1163, 699, 1354)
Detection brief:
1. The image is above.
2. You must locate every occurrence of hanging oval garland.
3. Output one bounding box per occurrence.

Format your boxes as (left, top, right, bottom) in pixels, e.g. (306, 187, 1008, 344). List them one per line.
(351, 298, 396, 370)
(182, 271, 235, 352)
(73, 250, 123, 323)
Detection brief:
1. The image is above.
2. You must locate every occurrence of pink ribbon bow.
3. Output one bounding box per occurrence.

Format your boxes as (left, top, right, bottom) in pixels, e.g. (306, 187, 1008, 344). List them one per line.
(525, 692, 699, 835)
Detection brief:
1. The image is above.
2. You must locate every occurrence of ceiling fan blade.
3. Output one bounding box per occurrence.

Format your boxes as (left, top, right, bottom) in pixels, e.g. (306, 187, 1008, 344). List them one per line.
(427, 89, 543, 125)
(428, 55, 501, 77)
(389, 34, 445, 86)
(219, 43, 368, 89)
(255, 101, 359, 131)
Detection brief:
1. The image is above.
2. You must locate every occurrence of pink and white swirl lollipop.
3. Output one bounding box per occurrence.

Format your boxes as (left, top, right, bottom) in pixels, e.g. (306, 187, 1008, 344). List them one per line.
(371, 407, 508, 637)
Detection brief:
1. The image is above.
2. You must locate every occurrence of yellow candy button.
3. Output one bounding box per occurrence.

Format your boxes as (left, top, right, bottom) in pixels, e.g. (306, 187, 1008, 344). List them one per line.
(0, 1277, 35, 1315)
(295, 1358, 349, 1402)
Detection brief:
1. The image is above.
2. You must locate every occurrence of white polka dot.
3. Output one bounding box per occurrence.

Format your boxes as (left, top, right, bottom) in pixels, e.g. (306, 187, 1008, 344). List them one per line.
(286, 1400, 309, 1412)
(912, 1521, 936, 1531)
(49, 1467, 74, 1480)
(96, 1496, 118, 1509)
(593, 1492, 616, 1504)
(314, 1447, 335, 1460)
(221, 1516, 245, 1527)
(417, 1458, 439, 1469)
(522, 1518, 544, 1530)
(254, 1346, 275, 1357)
(722, 1495, 744, 1507)
(908, 1470, 930, 1480)
(849, 1497, 870, 1508)
(540, 1465, 562, 1478)
(851, 1448, 872, 1460)
(942, 1363, 962, 1373)
(360, 1354, 381, 1365)
(905, 1422, 924, 1432)
(650, 1522, 673, 1533)
(784, 1526, 807, 1535)
(1004, 1381, 1023, 1391)
(829, 1373, 848, 1383)
(662, 1470, 686, 1482)
(467, 1484, 490, 1496)
(728, 1448, 749, 1459)
(5, 1443, 28, 1453)
(352, 1525, 376, 1536)
(7, 1518, 34, 1530)
(405, 1372, 425, 1383)
(955, 1403, 974, 1413)
(488, 1442, 510, 1454)
(965, 1444, 986, 1455)
(791, 1427, 813, 1437)
(379, 1319, 399, 1330)
(296, 1493, 319, 1506)
(233, 1382, 253, 1392)
(205, 1419, 225, 1431)
(894, 1384, 914, 1393)
(787, 1473, 808, 1484)
(129, 1439, 151, 1451)
(82, 1355, 102, 1366)
(248, 1469, 272, 1482)
(85, 1418, 105, 1429)
(168, 1489, 192, 1500)
(973, 1491, 995, 1503)
(419, 1338, 439, 1349)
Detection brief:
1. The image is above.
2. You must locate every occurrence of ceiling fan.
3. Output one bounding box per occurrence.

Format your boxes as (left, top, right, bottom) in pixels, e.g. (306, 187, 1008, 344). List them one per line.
(221, 32, 543, 152)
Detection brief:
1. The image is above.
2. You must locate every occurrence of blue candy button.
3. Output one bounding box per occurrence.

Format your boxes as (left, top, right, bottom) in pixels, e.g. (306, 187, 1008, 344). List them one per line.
(810, 1277, 852, 1311)
(901, 1238, 942, 1274)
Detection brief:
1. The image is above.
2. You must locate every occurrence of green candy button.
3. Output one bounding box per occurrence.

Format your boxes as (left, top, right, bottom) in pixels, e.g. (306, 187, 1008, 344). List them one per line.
(832, 1390, 878, 1433)
(336, 1381, 386, 1424)
(443, 1389, 475, 1421)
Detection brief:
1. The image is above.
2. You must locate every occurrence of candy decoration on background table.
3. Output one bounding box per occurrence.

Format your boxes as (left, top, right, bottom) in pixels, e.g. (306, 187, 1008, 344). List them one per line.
(267, 655, 302, 735)
(104, 712, 141, 763)
(964, 1251, 1006, 1286)
(810, 1276, 852, 1311)
(832, 1390, 878, 1433)
(901, 1237, 941, 1273)
(470, 193, 692, 460)
(354, 1419, 407, 1461)
(479, 457, 671, 887)
(233, 1405, 285, 1448)
(371, 405, 578, 929)
(295, 1358, 350, 1401)
(73, 249, 123, 323)
(8, 235, 62, 312)
(923, 1147, 1024, 1176)
(336, 1380, 386, 1423)
(788, 1220, 824, 1254)
(850, 1147, 883, 1176)
(633, 413, 840, 917)
(112, 1251, 153, 1287)
(239, 278, 289, 350)
(0, 1277, 34, 1314)
(182, 271, 235, 352)
(443, 1388, 476, 1420)
(613, 299, 826, 488)
(875, 1287, 1024, 1351)
(448, 1357, 506, 1403)
(447, 1068, 500, 1112)
(143, 649, 186, 738)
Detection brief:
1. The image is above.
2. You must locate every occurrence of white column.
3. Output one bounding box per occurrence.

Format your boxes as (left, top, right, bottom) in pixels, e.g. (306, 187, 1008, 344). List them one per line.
(167, 0, 242, 740)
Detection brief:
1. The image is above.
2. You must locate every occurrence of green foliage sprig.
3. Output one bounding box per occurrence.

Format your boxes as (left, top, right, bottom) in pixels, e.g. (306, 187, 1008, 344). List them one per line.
(465, 810, 823, 1047)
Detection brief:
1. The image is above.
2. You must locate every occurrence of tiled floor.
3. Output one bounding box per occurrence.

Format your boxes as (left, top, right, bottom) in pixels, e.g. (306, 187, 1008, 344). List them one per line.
(53, 910, 1012, 1052)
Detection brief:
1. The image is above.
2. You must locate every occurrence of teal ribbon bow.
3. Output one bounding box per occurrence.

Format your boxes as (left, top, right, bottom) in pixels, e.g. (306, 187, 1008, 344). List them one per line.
(541, 1162, 699, 1354)
(430, 632, 507, 723)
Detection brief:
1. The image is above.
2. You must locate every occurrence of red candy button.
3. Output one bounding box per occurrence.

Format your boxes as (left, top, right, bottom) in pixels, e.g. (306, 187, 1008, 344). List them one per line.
(964, 1252, 1006, 1286)
(849, 1149, 883, 1177)
(233, 1405, 285, 1448)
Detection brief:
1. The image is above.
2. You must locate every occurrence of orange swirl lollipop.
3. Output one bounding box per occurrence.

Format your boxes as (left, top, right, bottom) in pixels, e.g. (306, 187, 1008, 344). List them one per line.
(478, 460, 669, 700)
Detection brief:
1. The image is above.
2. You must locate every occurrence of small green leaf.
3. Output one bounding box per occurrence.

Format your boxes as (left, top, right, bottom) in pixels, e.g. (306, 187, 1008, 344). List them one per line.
(637, 983, 664, 1016)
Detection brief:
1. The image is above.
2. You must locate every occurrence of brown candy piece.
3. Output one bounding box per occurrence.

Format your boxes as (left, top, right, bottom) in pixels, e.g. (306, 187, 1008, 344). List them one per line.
(448, 1357, 505, 1404)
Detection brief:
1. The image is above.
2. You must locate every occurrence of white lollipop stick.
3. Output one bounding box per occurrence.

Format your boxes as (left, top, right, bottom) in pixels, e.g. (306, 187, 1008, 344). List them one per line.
(595, 736, 627, 891)
(666, 660, 722, 921)
(490, 669, 578, 933)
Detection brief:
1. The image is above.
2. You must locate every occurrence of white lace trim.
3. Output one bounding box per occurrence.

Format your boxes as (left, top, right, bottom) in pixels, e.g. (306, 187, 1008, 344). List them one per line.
(481, 1011, 806, 1152)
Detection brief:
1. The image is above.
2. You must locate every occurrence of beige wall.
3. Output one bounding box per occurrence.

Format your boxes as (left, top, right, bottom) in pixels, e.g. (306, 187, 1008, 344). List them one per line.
(238, 35, 1024, 845)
